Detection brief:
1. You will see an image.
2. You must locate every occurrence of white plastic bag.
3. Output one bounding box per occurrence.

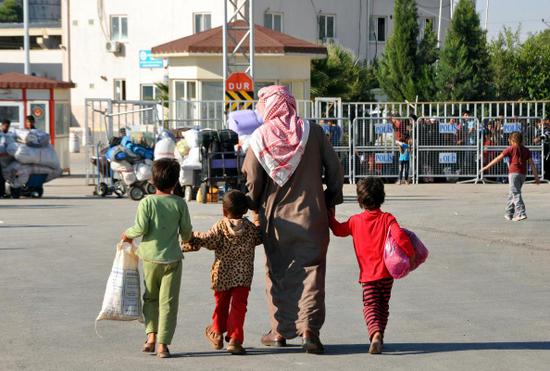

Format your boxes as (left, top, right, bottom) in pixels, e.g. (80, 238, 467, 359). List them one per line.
(135, 162, 152, 181)
(121, 170, 137, 185)
(183, 129, 200, 148)
(154, 137, 176, 160)
(96, 242, 143, 325)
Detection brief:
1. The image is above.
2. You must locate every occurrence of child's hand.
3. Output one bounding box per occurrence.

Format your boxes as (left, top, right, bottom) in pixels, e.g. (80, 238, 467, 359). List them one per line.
(121, 232, 133, 244)
(534, 176, 540, 185)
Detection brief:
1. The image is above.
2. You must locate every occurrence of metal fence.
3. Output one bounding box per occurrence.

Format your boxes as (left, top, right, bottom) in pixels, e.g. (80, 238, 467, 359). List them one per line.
(480, 117, 545, 182)
(83, 98, 550, 185)
(415, 117, 480, 183)
(352, 117, 414, 183)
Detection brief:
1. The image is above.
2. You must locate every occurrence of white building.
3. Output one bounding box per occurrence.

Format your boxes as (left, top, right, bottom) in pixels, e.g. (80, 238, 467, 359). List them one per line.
(1, 0, 451, 127)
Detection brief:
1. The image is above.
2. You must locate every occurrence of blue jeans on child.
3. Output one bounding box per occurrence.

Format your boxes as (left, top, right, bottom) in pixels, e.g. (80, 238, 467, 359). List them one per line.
(506, 173, 526, 217)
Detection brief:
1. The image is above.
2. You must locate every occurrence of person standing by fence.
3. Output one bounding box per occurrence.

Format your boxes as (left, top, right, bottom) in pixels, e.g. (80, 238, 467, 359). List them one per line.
(481, 132, 540, 221)
(396, 134, 411, 185)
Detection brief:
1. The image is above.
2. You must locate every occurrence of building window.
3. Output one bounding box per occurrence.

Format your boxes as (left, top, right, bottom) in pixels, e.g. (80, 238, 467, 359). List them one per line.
(114, 79, 126, 100)
(174, 81, 197, 100)
(369, 16, 386, 42)
(264, 12, 283, 32)
(194, 13, 212, 33)
(141, 84, 161, 101)
(110, 15, 128, 41)
(419, 17, 435, 39)
(318, 14, 335, 40)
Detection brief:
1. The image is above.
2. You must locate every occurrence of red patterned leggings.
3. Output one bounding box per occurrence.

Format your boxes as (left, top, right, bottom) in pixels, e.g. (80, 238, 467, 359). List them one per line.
(362, 278, 394, 340)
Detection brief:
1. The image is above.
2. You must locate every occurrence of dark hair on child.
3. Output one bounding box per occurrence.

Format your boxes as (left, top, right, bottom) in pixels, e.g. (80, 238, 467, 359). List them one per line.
(223, 190, 249, 218)
(356, 177, 385, 210)
(510, 131, 523, 145)
(152, 158, 180, 192)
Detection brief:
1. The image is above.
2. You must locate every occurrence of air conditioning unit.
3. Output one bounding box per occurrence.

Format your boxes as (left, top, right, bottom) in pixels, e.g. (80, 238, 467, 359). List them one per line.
(105, 41, 122, 53)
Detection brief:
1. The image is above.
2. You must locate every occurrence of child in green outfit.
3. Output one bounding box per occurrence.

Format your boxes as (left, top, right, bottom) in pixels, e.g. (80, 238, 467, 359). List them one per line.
(122, 158, 192, 358)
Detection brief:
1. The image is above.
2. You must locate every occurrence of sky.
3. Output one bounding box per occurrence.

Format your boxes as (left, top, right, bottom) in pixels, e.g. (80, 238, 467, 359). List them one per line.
(474, 0, 550, 40)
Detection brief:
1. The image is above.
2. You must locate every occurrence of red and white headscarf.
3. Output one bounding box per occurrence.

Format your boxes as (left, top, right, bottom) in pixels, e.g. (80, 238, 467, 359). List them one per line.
(249, 85, 310, 187)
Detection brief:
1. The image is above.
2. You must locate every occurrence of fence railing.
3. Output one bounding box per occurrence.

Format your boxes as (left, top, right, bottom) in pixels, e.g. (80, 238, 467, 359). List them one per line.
(83, 98, 550, 185)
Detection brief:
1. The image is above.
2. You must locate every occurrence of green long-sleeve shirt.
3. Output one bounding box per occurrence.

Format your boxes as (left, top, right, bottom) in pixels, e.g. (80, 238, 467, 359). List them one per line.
(125, 195, 192, 263)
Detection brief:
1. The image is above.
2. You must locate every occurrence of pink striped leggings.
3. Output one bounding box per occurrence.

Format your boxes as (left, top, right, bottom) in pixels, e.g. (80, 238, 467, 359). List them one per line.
(362, 278, 394, 340)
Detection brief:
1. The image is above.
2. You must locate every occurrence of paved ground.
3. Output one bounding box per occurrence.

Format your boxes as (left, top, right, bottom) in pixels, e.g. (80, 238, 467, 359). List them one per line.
(1, 157, 549, 370)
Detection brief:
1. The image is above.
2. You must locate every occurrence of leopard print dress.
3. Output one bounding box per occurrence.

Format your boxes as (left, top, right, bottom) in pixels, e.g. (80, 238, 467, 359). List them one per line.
(182, 217, 262, 291)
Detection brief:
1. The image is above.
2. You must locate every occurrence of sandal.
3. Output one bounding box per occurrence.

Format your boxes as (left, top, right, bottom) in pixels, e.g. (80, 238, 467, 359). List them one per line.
(205, 325, 223, 350)
(157, 346, 170, 358)
(142, 341, 155, 353)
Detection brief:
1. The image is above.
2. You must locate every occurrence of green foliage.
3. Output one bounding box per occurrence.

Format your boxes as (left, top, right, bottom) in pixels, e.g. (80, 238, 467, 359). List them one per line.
(515, 30, 550, 100)
(488, 27, 522, 100)
(416, 25, 439, 101)
(155, 82, 169, 103)
(436, 0, 492, 100)
(311, 43, 376, 101)
(0, 0, 23, 23)
(376, 0, 420, 101)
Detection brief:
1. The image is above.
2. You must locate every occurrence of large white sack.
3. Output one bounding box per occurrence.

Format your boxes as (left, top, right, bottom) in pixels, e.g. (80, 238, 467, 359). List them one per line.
(0, 132, 16, 155)
(2, 161, 30, 188)
(135, 162, 152, 181)
(121, 170, 137, 185)
(96, 242, 144, 324)
(13, 143, 61, 169)
(181, 147, 201, 170)
(183, 129, 200, 148)
(14, 128, 50, 147)
(154, 137, 176, 160)
(174, 139, 190, 161)
(110, 160, 133, 173)
(2, 161, 62, 187)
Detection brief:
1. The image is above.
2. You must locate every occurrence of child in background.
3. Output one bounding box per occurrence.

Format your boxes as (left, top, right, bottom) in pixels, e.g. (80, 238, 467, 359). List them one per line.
(328, 177, 415, 354)
(482, 131, 540, 221)
(182, 190, 261, 355)
(122, 158, 192, 358)
(396, 135, 411, 184)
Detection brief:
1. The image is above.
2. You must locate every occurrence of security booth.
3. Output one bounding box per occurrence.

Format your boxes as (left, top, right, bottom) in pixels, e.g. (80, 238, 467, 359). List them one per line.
(151, 22, 326, 127)
(0, 72, 74, 171)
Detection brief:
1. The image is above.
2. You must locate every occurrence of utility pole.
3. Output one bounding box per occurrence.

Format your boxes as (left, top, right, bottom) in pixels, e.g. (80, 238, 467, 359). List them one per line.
(437, 0, 443, 47)
(23, 0, 30, 74)
(450, 0, 454, 19)
(484, 0, 490, 29)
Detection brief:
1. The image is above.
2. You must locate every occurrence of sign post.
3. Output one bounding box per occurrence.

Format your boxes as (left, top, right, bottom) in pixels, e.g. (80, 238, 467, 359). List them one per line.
(225, 72, 254, 112)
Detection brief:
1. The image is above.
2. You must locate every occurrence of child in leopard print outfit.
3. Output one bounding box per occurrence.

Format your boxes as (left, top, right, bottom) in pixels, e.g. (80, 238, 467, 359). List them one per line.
(182, 190, 261, 355)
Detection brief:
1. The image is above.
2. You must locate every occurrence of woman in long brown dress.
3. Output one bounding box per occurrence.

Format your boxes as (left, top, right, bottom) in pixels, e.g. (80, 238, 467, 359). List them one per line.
(242, 86, 344, 354)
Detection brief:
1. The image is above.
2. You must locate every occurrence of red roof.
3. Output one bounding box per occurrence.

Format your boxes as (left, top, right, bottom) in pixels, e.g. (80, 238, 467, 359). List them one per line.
(0, 72, 74, 89)
(152, 21, 327, 56)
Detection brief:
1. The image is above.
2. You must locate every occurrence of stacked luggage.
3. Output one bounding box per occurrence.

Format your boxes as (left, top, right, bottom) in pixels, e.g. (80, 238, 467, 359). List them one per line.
(0, 129, 62, 198)
(174, 128, 202, 202)
(104, 135, 155, 201)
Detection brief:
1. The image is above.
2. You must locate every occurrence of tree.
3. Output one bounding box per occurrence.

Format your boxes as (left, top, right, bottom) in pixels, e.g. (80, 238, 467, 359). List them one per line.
(436, 0, 492, 101)
(0, 0, 23, 23)
(488, 27, 522, 100)
(416, 24, 439, 101)
(376, 0, 420, 101)
(311, 43, 376, 101)
(515, 29, 550, 100)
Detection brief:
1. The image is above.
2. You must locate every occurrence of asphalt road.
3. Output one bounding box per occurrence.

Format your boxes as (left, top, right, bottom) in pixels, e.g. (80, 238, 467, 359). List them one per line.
(1, 176, 549, 371)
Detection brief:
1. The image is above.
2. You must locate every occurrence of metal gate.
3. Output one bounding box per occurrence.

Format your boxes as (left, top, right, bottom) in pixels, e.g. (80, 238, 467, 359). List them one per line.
(352, 117, 414, 183)
(415, 116, 481, 183)
(480, 116, 545, 181)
